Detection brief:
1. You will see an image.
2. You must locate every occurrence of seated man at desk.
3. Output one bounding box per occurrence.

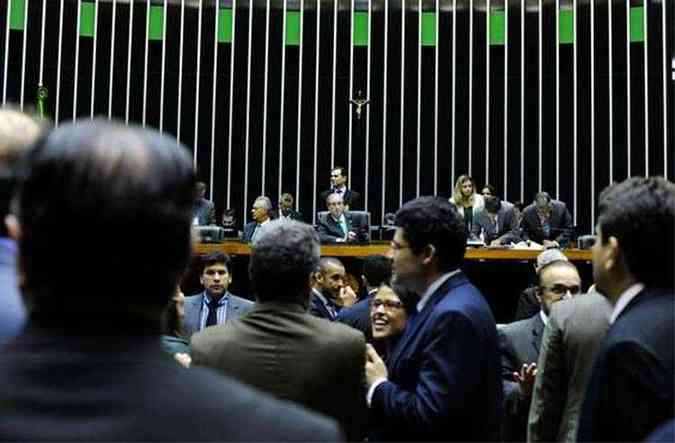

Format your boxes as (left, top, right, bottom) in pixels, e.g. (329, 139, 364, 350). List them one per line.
(520, 192, 574, 248)
(471, 195, 520, 246)
(316, 193, 369, 244)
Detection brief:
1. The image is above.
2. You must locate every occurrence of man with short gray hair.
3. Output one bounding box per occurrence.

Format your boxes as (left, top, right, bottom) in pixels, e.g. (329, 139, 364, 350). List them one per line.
(242, 196, 273, 242)
(192, 219, 367, 440)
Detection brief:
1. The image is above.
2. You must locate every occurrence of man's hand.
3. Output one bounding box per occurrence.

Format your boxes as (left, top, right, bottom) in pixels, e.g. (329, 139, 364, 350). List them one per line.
(174, 353, 192, 368)
(490, 239, 502, 247)
(513, 362, 537, 397)
(339, 286, 358, 307)
(543, 240, 560, 249)
(365, 344, 388, 387)
(346, 231, 357, 242)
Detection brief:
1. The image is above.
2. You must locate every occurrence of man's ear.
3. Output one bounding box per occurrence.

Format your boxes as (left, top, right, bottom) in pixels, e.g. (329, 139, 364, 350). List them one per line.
(421, 244, 436, 266)
(5, 214, 21, 241)
(604, 236, 621, 272)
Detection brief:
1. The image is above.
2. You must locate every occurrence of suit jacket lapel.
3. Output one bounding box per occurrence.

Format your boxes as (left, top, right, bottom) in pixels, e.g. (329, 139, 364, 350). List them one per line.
(185, 293, 205, 334)
(531, 313, 545, 355)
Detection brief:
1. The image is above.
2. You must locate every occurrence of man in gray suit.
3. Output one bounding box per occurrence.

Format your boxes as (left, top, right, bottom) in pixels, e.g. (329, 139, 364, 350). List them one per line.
(527, 291, 612, 442)
(499, 256, 582, 441)
(184, 252, 253, 336)
(192, 220, 367, 440)
(471, 195, 520, 245)
(192, 181, 215, 226)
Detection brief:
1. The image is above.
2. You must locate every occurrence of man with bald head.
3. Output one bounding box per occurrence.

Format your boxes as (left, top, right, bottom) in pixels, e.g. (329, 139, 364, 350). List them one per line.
(309, 257, 357, 321)
(0, 120, 342, 441)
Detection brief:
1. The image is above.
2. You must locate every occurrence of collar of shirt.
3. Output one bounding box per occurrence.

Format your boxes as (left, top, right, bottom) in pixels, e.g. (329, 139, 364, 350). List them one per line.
(539, 310, 548, 326)
(610, 282, 645, 324)
(203, 291, 230, 307)
(334, 186, 346, 194)
(313, 288, 337, 315)
(330, 213, 346, 225)
(417, 269, 462, 313)
(258, 219, 270, 227)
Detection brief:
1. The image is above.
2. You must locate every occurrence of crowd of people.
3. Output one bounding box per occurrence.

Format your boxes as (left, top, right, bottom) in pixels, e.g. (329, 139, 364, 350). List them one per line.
(0, 108, 673, 442)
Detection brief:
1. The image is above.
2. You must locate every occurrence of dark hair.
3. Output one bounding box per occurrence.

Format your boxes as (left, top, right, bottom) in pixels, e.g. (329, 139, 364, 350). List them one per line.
(163, 292, 185, 338)
(395, 196, 466, 272)
(377, 283, 418, 316)
(362, 255, 392, 288)
(481, 184, 497, 196)
(597, 177, 675, 290)
(333, 166, 347, 177)
(249, 220, 321, 303)
(484, 195, 502, 214)
(201, 252, 231, 274)
(17, 120, 195, 328)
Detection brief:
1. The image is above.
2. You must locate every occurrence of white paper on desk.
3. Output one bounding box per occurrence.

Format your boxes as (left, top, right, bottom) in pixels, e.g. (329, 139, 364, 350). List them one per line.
(511, 241, 544, 250)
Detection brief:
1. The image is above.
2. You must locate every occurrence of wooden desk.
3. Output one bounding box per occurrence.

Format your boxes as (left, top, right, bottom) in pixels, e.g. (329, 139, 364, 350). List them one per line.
(195, 241, 592, 261)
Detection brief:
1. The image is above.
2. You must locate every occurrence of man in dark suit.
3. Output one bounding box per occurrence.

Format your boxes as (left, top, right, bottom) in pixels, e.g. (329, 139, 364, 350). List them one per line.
(0, 109, 45, 346)
(183, 252, 253, 337)
(242, 196, 272, 242)
(316, 192, 369, 243)
(528, 291, 612, 442)
(364, 196, 502, 441)
(337, 254, 392, 342)
(276, 192, 303, 221)
(0, 120, 342, 441)
(578, 177, 675, 442)
(499, 258, 582, 441)
(520, 192, 574, 248)
(320, 166, 361, 210)
(192, 220, 367, 440)
(192, 181, 215, 225)
(309, 257, 357, 321)
(471, 195, 521, 245)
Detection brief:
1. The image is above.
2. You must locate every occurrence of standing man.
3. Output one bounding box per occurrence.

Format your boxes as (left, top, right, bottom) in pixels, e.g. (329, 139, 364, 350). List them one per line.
(192, 181, 215, 226)
(0, 120, 342, 441)
(0, 109, 46, 346)
(192, 220, 367, 440)
(578, 177, 674, 442)
(499, 254, 582, 441)
(320, 166, 361, 210)
(184, 252, 253, 336)
(364, 196, 502, 441)
(309, 257, 357, 321)
(242, 196, 272, 243)
(316, 193, 369, 244)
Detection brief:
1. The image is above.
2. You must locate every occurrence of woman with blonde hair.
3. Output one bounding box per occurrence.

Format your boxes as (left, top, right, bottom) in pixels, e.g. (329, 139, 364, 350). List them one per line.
(449, 174, 484, 235)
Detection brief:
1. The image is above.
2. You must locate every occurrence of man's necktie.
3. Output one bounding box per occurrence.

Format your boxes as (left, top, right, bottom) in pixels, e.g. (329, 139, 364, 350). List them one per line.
(205, 299, 219, 328)
(339, 218, 348, 237)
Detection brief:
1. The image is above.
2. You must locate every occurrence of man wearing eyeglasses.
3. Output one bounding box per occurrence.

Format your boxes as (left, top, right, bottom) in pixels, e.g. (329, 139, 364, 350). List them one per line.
(498, 255, 582, 441)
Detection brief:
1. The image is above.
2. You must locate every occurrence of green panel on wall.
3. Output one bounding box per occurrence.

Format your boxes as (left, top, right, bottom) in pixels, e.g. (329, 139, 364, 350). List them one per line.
(489, 10, 505, 45)
(630, 6, 645, 42)
(149, 6, 164, 41)
(421, 12, 436, 46)
(559, 9, 574, 44)
(218, 8, 233, 43)
(9, 0, 26, 31)
(79, 2, 95, 37)
(286, 11, 300, 46)
(353, 12, 369, 46)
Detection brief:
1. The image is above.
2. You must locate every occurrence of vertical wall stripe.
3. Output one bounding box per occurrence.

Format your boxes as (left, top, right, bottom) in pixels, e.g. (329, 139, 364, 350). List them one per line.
(226, 0, 237, 208)
(555, 0, 560, 197)
(312, 0, 320, 223)
(142, 0, 150, 126)
(590, 0, 595, 228)
(209, 1, 219, 199)
(90, 0, 99, 118)
(573, 0, 577, 224)
(608, 0, 613, 183)
(417, 0, 422, 197)
(295, 0, 304, 205)
(625, 0, 631, 176)
(520, 0, 524, 201)
(381, 0, 388, 224)
(159, 0, 168, 131)
(108, 0, 117, 119)
(434, 0, 439, 195)
(73, 0, 82, 119)
(2, 0, 11, 104)
(468, 0, 473, 174)
(277, 0, 288, 196)
(261, 0, 270, 194)
(55, 0, 65, 123)
(125, 0, 133, 123)
(537, 0, 542, 190)
(331, 0, 337, 167)
(19, 0, 29, 109)
(503, 0, 508, 200)
(193, 0, 203, 167)
(451, 0, 456, 184)
(643, 0, 648, 176)
(348, 0, 354, 189)
(177, 0, 185, 143)
(663, 0, 669, 178)
(399, 0, 405, 206)
(365, 0, 372, 211)
(485, 0, 490, 183)
(39, 0, 47, 85)
(243, 0, 253, 221)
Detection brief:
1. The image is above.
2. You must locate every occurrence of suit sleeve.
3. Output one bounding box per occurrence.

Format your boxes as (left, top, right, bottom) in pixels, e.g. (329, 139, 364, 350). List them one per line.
(519, 213, 533, 242)
(528, 311, 566, 442)
(316, 220, 340, 243)
(498, 209, 521, 244)
(371, 312, 485, 435)
(499, 326, 532, 440)
(555, 205, 574, 246)
(206, 202, 215, 225)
